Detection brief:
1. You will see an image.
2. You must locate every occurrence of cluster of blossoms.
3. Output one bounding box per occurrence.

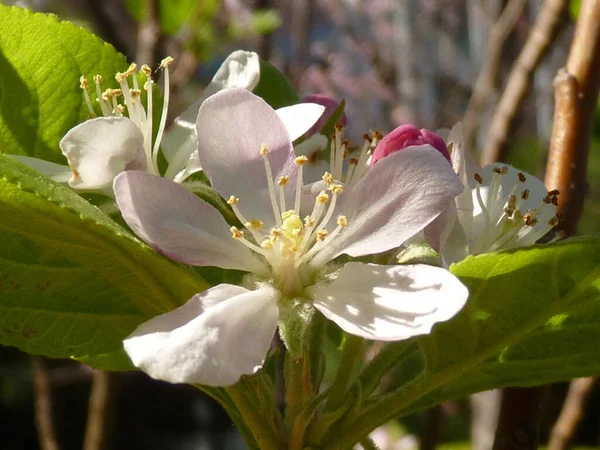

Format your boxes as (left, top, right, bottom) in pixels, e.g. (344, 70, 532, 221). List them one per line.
(17, 50, 560, 388)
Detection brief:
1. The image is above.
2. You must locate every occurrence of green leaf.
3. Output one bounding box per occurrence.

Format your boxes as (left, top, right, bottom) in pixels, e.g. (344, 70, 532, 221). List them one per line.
(322, 236, 600, 448)
(0, 5, 127, 163)
(0, 154, 208, 370)
(253, 59, 299, 110)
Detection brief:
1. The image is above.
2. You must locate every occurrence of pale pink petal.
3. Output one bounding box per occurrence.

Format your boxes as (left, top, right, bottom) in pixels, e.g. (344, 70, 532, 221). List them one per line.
(123, 284, 280, 386)
(10, 155, 72, 183)
(161, 50, 260, 166)
(60, 117, 147, 190)
(447, 123, 476, 235)
(114, 171, 268, 275)
(276, 103, 325, 142)
(309, 262, 468, 341)
(311, 145, 464, 266)
(196, 88, 297, 226)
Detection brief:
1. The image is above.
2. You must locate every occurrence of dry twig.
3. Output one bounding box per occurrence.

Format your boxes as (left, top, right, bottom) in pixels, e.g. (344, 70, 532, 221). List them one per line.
(482, 0, 569, 165)
(492, 1, 600, 449)
(83, 371, 115, 450)
(462, 0, 528, 149)
(548, 377, 599, 449)
(31, 357, 60, 450)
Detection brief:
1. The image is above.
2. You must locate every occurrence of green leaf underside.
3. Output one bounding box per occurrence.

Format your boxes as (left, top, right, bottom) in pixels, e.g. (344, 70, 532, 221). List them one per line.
(253, 59, 299, 110)
(324, 236, 600, 447)
(0, 5, 127, 163)
(0, 155, 208, 370)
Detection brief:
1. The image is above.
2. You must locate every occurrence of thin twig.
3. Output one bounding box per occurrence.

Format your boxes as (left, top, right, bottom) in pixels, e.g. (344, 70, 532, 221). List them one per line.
(288, 0, 314, 86)
(83, 371, 114, 450)
(545, 0, 600, 235)
(462, 0, 528, 149)
(492, 387, 547, 450)
(31, 357, 60, 450)
(548, 377, 599, 450)
(482, 0, 569, 165)
(492, 2, 600, 449)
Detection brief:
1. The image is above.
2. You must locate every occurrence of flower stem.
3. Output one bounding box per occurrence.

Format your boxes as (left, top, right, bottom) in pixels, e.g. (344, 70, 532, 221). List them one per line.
(324, 333, 365, 413)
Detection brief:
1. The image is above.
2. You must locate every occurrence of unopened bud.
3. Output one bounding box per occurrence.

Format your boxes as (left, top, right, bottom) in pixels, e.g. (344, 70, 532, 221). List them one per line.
(371, 124, 451, 165)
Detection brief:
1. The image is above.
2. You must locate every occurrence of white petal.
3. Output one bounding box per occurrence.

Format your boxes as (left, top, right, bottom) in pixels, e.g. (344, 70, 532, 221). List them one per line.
(171, 151, 203, 184)
(447, 123, 476, 236)
(60, 117, 147, 190)
(276, 103, 325, 142)
(9, 155, 72, 183)
(114, 171, 268, 275)
(196, 88, 297, 227)
(311, 145, 464, 266)
(161, 51, 261, 166)
(309, 262, 468, 341)
(124, 284, 280, 386)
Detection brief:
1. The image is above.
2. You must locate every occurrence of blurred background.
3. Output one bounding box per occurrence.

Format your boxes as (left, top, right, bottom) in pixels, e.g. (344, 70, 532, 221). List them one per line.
(1, 0, 599, 448)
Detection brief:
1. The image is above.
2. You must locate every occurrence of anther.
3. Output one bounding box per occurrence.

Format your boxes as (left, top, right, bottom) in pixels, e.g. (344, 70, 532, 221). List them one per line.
(125, 63, 138, 76)
(259, 143, 268, 156)
(304, 216, 316, 227)
(130, 89, 142, 98)
(362, 133, 372, 143)
(549, 216, 560, 227)
(474, 173, 483, 184)
(337, 216, 348, 227)
(518, 172, 527, 183)
(227, 196, 239, 205)
(322, 172, 334, 185)
(93, 75, 103, 84)
(316, 230, 329, 241)
(521, 189, 530, 200)
(294, 155, 308, 165)
(230, 227, 244, 239)
(160, 56, 174, 68)
(277, 176, 289, 186)
(373, 131, 383, 140)
(493, 166, 508, 175)
(141, 64, 152, 76)
(281, 210, 295, 220)
(330, 184, 344, 194)
(245, 220, 263, 231)
(80, 76, 88, 89)
(349, 158, 359, 165)
(548, 189, 560, 196)
(316, 193, 329, 204)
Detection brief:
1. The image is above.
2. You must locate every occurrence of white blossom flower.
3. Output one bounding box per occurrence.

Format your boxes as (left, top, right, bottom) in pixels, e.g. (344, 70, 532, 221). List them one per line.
(115, 88, 468, 386)
(425, 123, 560, 265)
(13, 51, 315, 195)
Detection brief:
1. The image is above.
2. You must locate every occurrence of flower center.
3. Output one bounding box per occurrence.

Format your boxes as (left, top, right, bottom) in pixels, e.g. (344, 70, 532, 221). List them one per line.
(79, 57, 174, 176)
(226, 146, 351, 297)
(471, 166, 560, 253)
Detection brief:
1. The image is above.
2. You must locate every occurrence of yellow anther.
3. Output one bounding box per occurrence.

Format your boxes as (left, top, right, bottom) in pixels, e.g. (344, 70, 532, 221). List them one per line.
(337, 216, 348, 227)
(141, 64, 152, 76)
(130, 89, 142, 98)
(112, 89, 123, 97)
(316, 193, 329, 204)
(304, 216, 316, 227)
(330, 184, 344, 194)
(278, 175, 289, 186)
(117, 104, 125, 114)
(230, 226, 244, 239)
(259, 143, 268, 156)
(80, 76, 88, 89)
(245, 220, 264, 231)
(93, 74, 103, 84)
(126, 63, 138, 76)
(322, 172, 334, 185)
(294, 155, 308, 165)
(160, 56, 174, 68)
(227, 196, 239, 205)
(282, 210, 296, 220)
(115, 72, 127, 83)
(316, 230, 329, 241)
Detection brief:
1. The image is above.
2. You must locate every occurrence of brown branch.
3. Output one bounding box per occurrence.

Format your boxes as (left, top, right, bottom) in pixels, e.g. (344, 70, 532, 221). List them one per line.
(492, 387, 547, 450)
(545, 0, 600, 235)
(462, 0, 528, 149)
(482, 0, 569, 165)
(83, 371, 115, 450)
(548, 377, 599, 450)
(31, 357, 60, 450)
(288, 0, 315, 86)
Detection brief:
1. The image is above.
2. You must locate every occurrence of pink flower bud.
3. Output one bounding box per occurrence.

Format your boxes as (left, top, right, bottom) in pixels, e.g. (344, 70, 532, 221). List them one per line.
(371, 124, 451, 165)
(301, 94, 347, 136)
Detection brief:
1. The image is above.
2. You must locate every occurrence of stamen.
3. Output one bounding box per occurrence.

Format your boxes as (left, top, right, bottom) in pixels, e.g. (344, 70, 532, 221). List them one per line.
(246, 220, 264, 231)
(153, 57, 174, 167)
(93, 74, 111, 116)
(230, 226, 269, 256)
(474, 173, 483, 184)
(278, 176, 289, 214)
(322, 172, 334, 185)
(79, 76, 96, 118)
(294, 156, 307, 213)
(260, 144, 282, 226)
(302, 215, 349, 267)
(316, 230, 329, 241)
